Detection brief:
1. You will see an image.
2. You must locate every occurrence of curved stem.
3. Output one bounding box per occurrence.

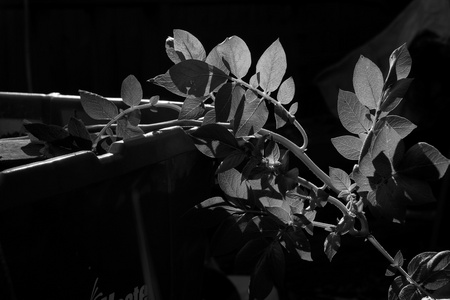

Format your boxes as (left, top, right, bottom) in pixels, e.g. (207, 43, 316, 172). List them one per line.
(367, 235, 434, 299)
(232, 78, 309, 150)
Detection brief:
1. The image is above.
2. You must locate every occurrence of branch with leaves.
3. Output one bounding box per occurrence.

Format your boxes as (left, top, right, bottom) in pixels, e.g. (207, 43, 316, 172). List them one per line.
(23, 29, 450, 300)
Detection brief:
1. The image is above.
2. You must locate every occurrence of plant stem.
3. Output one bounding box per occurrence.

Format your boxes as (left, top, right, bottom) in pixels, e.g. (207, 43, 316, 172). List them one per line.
(367, 235, 434, 299)
(91, 100, 182, 150)
(232, 78, 308, 150)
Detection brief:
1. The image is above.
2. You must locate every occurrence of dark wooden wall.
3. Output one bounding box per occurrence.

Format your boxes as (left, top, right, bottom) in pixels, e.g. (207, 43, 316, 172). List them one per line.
(0, 0, 411, 113)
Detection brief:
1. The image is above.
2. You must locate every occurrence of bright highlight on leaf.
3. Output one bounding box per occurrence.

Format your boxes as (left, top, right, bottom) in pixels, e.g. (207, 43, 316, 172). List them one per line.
(121, 74, 142, 107)
(256, 39, 287, 93)
(353, 55, 384, 110)
(215, 36, 251, 79)
(79, 90, 118, 120)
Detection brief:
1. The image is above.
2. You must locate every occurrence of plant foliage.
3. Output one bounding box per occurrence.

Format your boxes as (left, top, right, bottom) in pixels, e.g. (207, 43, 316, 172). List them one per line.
(22, 30, 450, 300)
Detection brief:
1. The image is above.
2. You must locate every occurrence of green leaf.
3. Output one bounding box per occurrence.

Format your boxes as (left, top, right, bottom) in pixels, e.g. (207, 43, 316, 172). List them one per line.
(205, 44, 230, 76)
(277, 76, 295, 104)
(324, 232, 340, 262)
(190, 123, 239, 158)
(388, 276, 408, 300)
(329, 167, 351, 191)
(397, 143, 450, 181)
(165, 36, 183, 64)
(168, 59, 229, 97)
(408, 251, 437, 281)
(218, 168, 248, 199)
(116, 119, 144, 140)
(331, 135, 363, 160)
(24, 122, 69, 143)
(266, 207, 291, 224)
(178, 97, 205, 120)
(256, 39, 287, 93)
(380, 78, 413, 113)
(353, 55, 384, 109)
(427, 250, 450, 273)
(274, 104, 289, 129)
(289, 102, 298, 115)
(384, 115, 416, 139)
(173, 29, 206, 61)
(399, 284, 422, 300)
(79, 90, 118, 120)
(125, 109, 141, 127)
(67, 117, 92, 149)
(337, 89, 372, 134)
(215, 35, 251, 79)
(216, 150, 247, 174)
(121, 74, 142, 107)
(214, 82, 233, 122)
(148, 71, 187, 98)
(234, 98, 269, 138)
(393, 250, 404, 268)
(385, 43, 412, 88)
(202, 110, 216, 125)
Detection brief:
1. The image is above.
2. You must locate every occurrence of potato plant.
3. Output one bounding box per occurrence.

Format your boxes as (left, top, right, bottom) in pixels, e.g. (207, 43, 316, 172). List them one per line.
(25, 29, 450, 300)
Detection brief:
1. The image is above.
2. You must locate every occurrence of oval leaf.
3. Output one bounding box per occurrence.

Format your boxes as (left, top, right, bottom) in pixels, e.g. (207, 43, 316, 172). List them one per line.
(329, 167, 351, 191)
(216, 36, 251, 79)
(256, 39, 287, 93)
(173, 29, 206, 61)
(381, 78, 413, 113)
(337, 89, 372, 134)
(385, 115, 416, 139)
(397, 142, 450, 181)
(148, 71, 188, 98)
(353, 55, 384, 109)
(234, 98, 269, 138)
(178, 97, 205, 120)
(277, 76, 295, 104)
(121, 74, 142, 107)
(79, 90, 118, 120)
(218, 168, 248, 199)
(169, 59, 229, 98)
(331, 135, 363, 160)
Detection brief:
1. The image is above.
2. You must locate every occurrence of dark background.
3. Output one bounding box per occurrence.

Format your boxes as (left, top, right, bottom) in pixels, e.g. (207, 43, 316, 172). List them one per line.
(2, 1, 450, 299)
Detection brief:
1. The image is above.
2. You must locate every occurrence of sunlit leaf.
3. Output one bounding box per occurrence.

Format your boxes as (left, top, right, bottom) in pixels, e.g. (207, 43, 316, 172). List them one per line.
(384, 115, 416, 139)
(331, 135, 363, 160)
(116, 119, 144, 140)
(399, 284, 422, 300)
(393, 250, 404, 268)
(165, 36, 183, 64)
(397, 142, 450, 181)
(408, 251, 437, 281)
(337, 89, 372, 134)
(353, 55, 384, 109)
(266, 207, 291, 224)
(79, 90, 118, 120)
(234, 98, 269, 138)
(205, 45, 230, 75)
(178, 97, 205, 120)
(381, 78, 413, 113)
(173, 29, 206, 61)
(121, 74, 142, 107)
(289, 102, 298, 115)
(256, 39, 287, 93)
(324, 232, 340, 262)
(202, 110, 216, 125)
(218, 168, 248, 199)
(386, 43, 412, 88)
(215, 35, 251, 79)
(329, 167, 351, 191)
(277, 76, 295, 104)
